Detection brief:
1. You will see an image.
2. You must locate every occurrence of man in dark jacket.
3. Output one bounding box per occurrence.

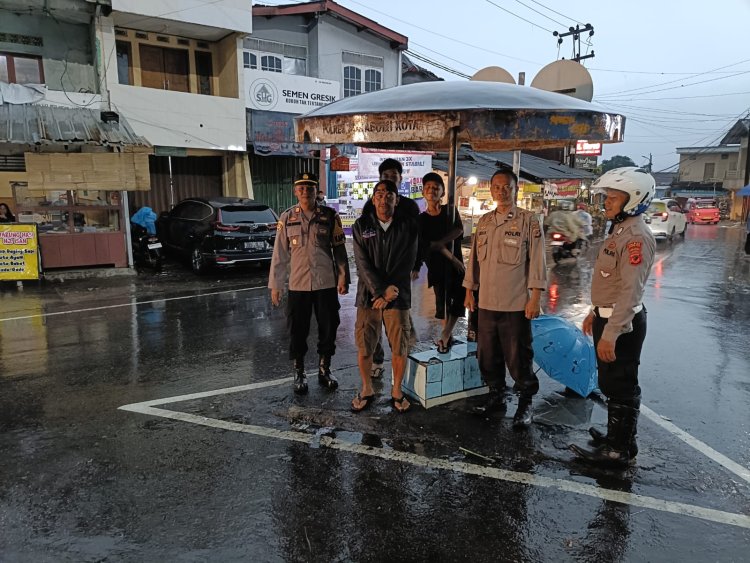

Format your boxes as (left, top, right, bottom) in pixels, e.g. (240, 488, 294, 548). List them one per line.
(351, 179, 418, 413)
(360, 158, 420, 379)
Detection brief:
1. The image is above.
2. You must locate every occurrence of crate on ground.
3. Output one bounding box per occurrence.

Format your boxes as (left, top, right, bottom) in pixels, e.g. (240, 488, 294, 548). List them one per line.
(400, 340, 487, 408)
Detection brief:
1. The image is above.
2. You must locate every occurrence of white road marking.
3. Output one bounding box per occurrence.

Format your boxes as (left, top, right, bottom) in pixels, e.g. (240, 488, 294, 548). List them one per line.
(118, 380, 750, 530)
(0, 286, 264, 323)
(641, 405, 750, 485)
(118, 401, 750, 530)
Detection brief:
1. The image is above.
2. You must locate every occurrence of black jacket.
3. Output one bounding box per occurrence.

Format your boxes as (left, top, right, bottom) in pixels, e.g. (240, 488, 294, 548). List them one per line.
(352, 207, 418, 309)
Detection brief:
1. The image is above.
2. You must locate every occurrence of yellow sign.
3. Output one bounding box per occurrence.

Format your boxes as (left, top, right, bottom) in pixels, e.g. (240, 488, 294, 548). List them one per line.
(0, 224, 41, 280)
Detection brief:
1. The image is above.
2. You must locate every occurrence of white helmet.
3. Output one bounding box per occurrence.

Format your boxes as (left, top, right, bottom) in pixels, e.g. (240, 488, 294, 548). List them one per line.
(591, 167, 655, 216)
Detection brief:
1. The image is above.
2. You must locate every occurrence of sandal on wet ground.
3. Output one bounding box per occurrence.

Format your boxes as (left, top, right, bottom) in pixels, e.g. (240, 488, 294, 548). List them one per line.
(436, 337, 455, 354)
(391, 395, 411, 413)
(351, 393, 375, 413)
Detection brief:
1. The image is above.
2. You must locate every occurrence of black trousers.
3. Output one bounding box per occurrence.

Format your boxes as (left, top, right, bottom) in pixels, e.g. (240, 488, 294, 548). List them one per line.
(593, 308, 647, 407)
(477, 309, 539, 397)
(745, 232, 750, 255)
(287, 288, 340, 361)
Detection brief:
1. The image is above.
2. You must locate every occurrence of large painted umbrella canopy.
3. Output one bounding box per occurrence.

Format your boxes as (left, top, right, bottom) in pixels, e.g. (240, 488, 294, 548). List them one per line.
(295, 80, 625, 152)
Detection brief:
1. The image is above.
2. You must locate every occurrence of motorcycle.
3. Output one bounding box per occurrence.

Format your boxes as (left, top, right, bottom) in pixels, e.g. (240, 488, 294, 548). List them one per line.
(130, 223, 163, 272)
(549, 231, 588, 263)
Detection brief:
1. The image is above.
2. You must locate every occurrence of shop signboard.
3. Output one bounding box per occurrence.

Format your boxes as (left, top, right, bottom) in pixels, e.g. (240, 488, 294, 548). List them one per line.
(245, 70, 340, 114)
(544, 179, 581, 199)
(330, 156, 350, 171)
(575, 140, 602, 156)
(575, 155, 598, 169)
(0, 224, 41, 280)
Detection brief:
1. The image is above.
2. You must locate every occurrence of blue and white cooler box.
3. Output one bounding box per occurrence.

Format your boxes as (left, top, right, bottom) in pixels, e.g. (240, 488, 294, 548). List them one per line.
(400, 341, 488, 408)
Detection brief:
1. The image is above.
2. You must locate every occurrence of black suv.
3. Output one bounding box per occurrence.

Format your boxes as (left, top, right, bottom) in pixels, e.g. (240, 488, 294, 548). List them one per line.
(157, 197, 278, 274)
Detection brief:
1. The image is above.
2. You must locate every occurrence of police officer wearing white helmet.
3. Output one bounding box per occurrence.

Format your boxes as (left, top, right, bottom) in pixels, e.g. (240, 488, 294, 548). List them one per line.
(570, 167, 656, 467)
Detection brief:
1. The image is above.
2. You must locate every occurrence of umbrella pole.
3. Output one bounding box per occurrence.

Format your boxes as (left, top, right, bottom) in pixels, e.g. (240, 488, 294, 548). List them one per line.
(444, 127, 459, 343)
(447, 126, 458, 213)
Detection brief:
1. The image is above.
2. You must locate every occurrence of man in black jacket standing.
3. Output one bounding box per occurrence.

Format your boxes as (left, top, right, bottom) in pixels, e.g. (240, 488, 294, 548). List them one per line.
(351, 179, 419, 413)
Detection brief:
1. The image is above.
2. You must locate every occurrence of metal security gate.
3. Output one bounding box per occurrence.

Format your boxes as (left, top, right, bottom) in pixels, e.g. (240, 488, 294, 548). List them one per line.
(249, 153, 316, 215)
(129, 155, 223, 215)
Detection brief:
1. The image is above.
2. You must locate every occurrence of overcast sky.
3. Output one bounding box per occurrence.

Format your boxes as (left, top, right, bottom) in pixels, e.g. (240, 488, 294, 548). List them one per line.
(271, 0, 750, 172)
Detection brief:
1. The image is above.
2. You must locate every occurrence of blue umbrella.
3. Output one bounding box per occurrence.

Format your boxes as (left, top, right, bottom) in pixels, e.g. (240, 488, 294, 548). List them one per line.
(738, 184, 750, 196)
(531, 314, 598, 397)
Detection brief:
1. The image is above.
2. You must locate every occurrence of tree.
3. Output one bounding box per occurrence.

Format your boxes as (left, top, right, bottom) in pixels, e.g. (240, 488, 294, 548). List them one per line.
(600, 155, 637, 173)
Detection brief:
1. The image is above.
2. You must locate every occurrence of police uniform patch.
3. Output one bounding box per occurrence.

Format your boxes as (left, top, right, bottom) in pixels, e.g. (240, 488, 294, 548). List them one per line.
(532, 223, 541, 238)
(628, 241, 642, 265)
(333, 216, 345, 245)
(607, 241, 616, 249)
(276, 222, 283, 232)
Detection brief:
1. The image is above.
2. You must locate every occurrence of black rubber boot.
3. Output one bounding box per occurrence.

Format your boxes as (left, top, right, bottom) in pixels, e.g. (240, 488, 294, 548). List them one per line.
(588, 399, 640, 458)
(292, 358, 308, 395)
(472, 386, 507, 416)
(571, 403, 639, 467)
(317, 355, 338, 390)
(512, 396, 533, 429)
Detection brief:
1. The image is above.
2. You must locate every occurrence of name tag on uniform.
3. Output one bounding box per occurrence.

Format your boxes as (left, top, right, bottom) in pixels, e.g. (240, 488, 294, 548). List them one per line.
(504, 238, 519, 247)
(362, 228, 377, 238)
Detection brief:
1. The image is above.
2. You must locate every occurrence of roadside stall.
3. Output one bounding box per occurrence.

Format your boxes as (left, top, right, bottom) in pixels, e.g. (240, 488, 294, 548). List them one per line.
(0, 104, 151, 270)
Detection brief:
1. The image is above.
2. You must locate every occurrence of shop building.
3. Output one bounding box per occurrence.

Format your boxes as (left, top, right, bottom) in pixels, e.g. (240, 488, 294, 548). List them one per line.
(97, 0, 253, 214)
(1, 0, 151, 270)
(245, 0, 408, 214)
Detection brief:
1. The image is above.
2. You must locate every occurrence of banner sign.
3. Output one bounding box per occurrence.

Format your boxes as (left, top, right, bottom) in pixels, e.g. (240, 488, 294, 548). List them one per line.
(245, 69, 340, 114)
(249, 110, 324, 157)
(0, 224, 41, 280)
(544, 179, 582, 199)
(357, 149, 432, 181)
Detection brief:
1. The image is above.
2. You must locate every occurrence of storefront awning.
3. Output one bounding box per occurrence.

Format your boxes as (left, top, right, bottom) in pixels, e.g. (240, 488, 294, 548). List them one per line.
(432, 147, 596, 183)
(0, 104, 151, 150)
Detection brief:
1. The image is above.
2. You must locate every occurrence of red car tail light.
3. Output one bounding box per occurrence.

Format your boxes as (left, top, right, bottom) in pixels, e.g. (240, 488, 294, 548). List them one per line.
(659, 212, 668, 222)
(212, 222, 240, 231)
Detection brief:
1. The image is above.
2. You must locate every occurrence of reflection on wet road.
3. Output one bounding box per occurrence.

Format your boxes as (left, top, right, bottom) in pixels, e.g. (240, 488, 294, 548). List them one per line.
(1, 224, 748, 560)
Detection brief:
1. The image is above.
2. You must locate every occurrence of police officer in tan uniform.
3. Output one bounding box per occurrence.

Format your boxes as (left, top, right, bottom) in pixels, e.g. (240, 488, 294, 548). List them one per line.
(269, 172, 350, 394)
(570, 167, 656, 467)
(464, 170, 547, 428)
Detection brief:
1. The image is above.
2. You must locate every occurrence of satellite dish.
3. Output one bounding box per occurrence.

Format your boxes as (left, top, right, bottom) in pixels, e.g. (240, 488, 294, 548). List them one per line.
(531, 60, 594, 101)
(470, 66, 516, 84)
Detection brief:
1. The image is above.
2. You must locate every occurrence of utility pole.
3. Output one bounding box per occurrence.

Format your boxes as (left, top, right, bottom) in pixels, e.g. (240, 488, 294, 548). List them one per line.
(553, 24, 595, 63)
(642, 153, 653, 173)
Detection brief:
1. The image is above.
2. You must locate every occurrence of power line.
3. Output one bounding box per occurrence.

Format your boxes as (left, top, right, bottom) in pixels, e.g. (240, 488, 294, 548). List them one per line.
(615, 90, 750, 102)
(596, 58, 750, 97)
(406, 50, 471, 79)
(509, 0, 569, 27)
(409, 42, 478, 72)
(597, 70, 750, 100)
(590, 67, 750, 75)
(523, 0, 583, 25)
(120, 0, 230, 29)
(484, 0, 553, 33)
(340, 0, 542, 66)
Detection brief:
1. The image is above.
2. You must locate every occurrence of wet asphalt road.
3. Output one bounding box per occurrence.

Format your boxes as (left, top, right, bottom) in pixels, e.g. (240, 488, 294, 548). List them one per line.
(1, 223, 749, 562)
